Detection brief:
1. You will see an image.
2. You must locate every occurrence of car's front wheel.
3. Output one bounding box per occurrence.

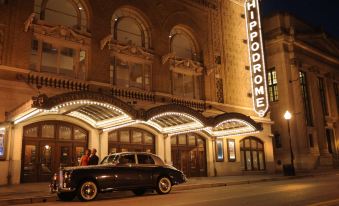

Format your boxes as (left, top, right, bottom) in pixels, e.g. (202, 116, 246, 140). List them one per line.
(156, 176, 172, 194)
(57, 192, 76, 201)
(77, 180, 98, 201)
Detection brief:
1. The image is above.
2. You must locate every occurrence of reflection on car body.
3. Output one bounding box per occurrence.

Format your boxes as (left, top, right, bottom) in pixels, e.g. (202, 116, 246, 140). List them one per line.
(50, 152, 187, 201)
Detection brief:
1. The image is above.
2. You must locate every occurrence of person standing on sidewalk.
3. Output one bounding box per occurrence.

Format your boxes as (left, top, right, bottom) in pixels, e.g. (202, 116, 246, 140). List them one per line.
(88, 148, 99, 165)
(79, 149, 91, 166)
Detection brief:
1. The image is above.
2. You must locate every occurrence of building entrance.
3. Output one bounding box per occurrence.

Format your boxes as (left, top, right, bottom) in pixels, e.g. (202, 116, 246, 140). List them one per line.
(21, 121, 88, 182)
(171, 133, 207, 177)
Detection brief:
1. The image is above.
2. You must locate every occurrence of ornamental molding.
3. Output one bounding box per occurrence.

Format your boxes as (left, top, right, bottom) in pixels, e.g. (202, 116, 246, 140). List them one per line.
(24, 13, 90, 44)
(31, 91, 139, 119)
(162, 53, 204, 76)
(100, 34, 154, 61)
(145, 104, 209, 125)
(188, 0, 219, 10)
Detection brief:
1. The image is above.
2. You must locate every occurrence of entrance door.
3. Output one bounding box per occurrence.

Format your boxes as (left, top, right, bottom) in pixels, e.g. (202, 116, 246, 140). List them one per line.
(21, 121, 88, 183)
(22, 141, 39, 182)
(56, 143, 73, 168)
(171, 133, 207, 177)
(38, 141, 55, 182)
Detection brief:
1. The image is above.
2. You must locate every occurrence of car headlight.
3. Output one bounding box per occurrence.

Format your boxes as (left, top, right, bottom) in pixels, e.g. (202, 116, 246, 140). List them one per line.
(64, 171, 71, 179)
(53, 173, 58, 181)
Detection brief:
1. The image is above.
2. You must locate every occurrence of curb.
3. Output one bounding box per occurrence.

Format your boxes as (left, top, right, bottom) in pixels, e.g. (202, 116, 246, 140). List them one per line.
(0, 173, 333, 206)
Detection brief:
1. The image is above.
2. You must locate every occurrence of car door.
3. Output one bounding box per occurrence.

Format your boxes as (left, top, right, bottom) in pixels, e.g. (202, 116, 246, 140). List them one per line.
(136, 154, 158, 187)
(114, 154, 139, 189)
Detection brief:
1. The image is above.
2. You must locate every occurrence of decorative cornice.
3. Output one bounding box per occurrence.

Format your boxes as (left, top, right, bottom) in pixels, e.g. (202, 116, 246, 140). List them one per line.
(162, 53, 204, 75)
(31, 91, 139, 119)
(100, 35, 154, 61)
(188, 0, 219, 10)
(24, 13, 90, 44)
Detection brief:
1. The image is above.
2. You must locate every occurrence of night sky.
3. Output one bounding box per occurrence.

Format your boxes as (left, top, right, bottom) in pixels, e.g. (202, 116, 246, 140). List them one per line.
(262, 0, 339, 39)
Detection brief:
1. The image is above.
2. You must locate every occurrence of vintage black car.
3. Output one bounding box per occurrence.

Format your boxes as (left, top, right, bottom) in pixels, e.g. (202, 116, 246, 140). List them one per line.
(50, 152, 187, 201)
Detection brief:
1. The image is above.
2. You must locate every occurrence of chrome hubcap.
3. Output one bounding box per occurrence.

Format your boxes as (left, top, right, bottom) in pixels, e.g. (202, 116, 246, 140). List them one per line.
(159, 178, 171, 193)
(81, 182, 97, 200)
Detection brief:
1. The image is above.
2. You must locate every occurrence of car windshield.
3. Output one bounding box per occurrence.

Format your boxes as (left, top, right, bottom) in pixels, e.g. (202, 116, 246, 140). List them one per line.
(100, 154, 118, 165)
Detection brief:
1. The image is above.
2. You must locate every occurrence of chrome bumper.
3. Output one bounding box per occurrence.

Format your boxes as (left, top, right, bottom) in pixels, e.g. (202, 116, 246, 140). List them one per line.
(50, 180, 76, 193)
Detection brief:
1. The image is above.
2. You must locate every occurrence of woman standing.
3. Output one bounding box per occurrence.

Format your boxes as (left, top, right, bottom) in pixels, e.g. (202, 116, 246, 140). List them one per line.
(79, 149, 91, 166)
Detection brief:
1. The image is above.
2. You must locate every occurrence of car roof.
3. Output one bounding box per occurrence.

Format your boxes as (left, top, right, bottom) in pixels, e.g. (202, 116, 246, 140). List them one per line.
(106, 152, 165, 165)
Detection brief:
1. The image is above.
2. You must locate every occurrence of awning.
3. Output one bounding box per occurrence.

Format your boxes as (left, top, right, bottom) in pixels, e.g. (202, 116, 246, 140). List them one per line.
(6, 91, 262, 138)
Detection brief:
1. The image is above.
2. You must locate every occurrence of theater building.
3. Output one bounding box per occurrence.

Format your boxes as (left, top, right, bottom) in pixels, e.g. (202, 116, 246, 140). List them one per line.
(0, 0, 274, 185)
(264, 13, 339, 171)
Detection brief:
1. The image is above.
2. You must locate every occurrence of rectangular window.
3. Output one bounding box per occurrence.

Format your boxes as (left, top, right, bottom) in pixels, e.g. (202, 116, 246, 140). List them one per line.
(318, 77, 328, 116)
(299, 71, 313, 126)
(216, 139, 224, 162)
(29, 39, 39, 71)
(274, 132, 282, 148)
(0, 128, 5, 160)
(334, 83, 339, 112)
(59, 47, 75, 77)
(227, 139, 236, 162)
(267, 67, 278, 102)
(41, 42, 58, 73)
(29, 39, 86, 79)
(113, 57, 151, 91)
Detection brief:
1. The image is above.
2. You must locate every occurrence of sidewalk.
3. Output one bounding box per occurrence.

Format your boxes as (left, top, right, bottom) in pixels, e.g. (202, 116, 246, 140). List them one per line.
(1, 169, 338, 206)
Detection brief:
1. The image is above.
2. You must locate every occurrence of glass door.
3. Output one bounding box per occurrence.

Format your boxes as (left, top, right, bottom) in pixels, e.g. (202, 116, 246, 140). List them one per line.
(56, 143, 73, 168)
(38, 142, 55, 182)
(22, 141, 39, 182)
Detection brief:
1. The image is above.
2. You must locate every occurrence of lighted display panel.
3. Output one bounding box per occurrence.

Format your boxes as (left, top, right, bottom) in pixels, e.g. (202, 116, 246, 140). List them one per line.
(0, 129, 5, 160)
(245, 0, 269, 117)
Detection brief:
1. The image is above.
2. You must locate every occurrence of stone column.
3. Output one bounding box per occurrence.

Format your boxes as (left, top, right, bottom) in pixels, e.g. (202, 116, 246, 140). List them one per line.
(163, 134, 172, 165)
(99, 131, 108, 160)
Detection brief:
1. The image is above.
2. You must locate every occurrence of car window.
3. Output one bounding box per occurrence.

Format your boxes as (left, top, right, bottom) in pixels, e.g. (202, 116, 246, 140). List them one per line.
(151, 155, 165, 165)
(137, 154, 155, 165)
(100, 155, 118, 164)
(119, 154, 136, 164)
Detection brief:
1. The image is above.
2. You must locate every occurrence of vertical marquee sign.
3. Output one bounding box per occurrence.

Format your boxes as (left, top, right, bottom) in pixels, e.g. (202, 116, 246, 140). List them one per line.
(245, 0, 269, 117)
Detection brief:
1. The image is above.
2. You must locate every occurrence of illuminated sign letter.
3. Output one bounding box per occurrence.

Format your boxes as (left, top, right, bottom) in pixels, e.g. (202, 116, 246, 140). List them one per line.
(245, 0, 269, 117)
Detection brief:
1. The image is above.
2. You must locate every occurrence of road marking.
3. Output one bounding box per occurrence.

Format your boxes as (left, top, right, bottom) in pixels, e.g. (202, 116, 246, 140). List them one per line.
(308, 198, 339, 206)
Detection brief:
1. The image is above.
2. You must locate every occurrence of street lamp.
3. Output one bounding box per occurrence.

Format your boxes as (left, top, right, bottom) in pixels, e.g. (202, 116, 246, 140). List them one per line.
(284, 110, 295, 176)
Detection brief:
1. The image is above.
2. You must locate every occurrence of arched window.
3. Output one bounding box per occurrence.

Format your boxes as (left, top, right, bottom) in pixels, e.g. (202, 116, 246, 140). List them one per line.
(112, 8, 150, 49)
(170, 26, 201, 99)
(115, 17, 143, 47)
(34, 0, 88, 32)
(240, 137, 265, 171)
(170, 27, 199, 61)
(30, 0, 89, 79)
(110, 7, 152, 90)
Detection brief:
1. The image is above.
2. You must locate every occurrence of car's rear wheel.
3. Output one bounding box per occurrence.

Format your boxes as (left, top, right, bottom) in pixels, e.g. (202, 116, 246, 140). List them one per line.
(57, 192, 76, 201)
(156, 176, 172, 194)
(77, 180, 98, 201)
(132, 189, 146, 196)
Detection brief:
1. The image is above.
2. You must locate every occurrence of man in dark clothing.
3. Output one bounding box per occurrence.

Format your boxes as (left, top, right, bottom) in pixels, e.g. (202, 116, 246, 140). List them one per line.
(88, 148, 99, 165)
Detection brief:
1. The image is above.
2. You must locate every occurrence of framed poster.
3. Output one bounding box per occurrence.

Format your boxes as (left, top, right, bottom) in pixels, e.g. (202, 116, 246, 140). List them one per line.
(215, 139, 224, 162)
(0, 128, 5, 160)
(227, 139, 236, 162)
